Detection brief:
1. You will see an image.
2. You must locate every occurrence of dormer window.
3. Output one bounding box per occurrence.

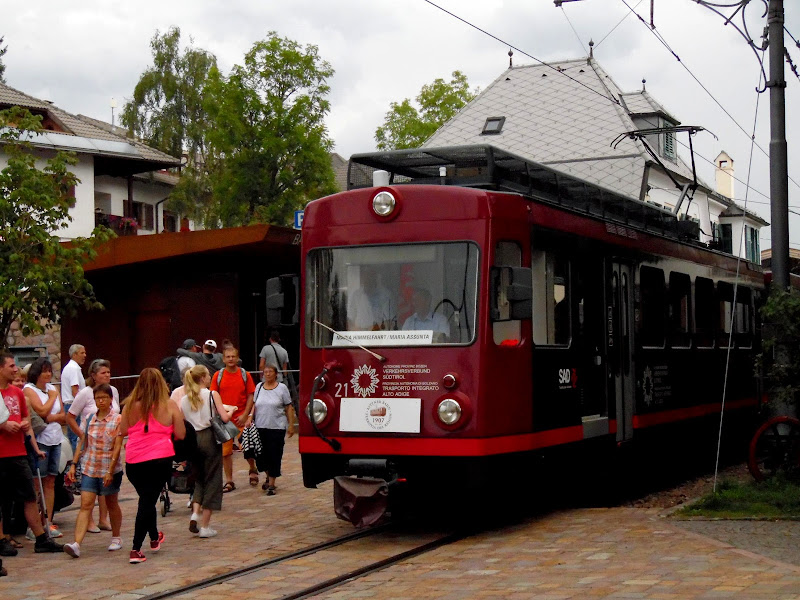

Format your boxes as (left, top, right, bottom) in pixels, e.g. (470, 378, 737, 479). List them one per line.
(663, 131, 675, 159)
(482, 116, 505, 135)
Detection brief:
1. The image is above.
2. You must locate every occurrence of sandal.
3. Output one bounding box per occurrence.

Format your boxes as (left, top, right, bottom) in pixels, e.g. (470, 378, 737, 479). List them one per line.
(222, 481, 236, 493)
(249, 470, 259, 487)
(5, 537, 23, 549)
(266, 486, 276, 496)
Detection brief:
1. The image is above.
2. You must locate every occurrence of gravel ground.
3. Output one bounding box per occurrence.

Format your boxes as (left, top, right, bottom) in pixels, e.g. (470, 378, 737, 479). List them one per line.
(627, 462, 800, 568)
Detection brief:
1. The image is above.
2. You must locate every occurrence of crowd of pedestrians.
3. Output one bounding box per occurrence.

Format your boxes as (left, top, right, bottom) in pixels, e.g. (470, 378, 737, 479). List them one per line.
(0, 332, 296, 572)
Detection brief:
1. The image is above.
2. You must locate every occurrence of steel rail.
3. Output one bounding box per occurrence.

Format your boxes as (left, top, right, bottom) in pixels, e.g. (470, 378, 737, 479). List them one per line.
(137, 524, 392, 600)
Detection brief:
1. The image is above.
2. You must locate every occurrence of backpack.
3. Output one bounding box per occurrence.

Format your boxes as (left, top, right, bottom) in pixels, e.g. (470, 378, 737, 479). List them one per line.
(159, 356, 183, 391)
(215, 367, 248, 388)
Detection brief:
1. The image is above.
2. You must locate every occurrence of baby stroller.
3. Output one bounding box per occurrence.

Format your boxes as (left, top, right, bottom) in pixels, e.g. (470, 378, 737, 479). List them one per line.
(160, 460, 194, 517)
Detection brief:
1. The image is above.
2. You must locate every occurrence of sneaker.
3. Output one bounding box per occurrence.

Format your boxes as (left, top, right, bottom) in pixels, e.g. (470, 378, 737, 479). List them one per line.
(64, 542, 80, 558)
(0, 538, 18, 557)
(150, 531, 165, 551)
(198, 527, 217, 538)
(189, 514, 200, 534)
(34, 537, 63, 553)
(108, 538, 122, 552)
(129, 550, 146, 564)
(49, 525, 63, 538)
(25, 528, 35, 541)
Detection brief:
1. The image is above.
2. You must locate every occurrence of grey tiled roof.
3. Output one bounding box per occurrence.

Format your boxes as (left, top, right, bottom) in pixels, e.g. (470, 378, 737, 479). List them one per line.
(424, 58, 714, 202)
(0, 82, 180, 169)
(619, 90, 677, 121)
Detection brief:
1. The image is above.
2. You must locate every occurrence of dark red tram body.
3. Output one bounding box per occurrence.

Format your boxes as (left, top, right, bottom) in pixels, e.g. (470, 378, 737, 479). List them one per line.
(296, 146, 763, 516)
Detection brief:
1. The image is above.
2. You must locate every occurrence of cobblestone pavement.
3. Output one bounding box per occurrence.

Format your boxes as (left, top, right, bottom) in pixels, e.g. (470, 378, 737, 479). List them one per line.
(1, 438, 799, 599)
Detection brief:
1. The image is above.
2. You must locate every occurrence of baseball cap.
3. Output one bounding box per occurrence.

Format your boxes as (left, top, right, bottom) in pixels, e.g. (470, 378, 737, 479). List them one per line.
(204, 339, 217, 351)
(182, 338, 197, 350)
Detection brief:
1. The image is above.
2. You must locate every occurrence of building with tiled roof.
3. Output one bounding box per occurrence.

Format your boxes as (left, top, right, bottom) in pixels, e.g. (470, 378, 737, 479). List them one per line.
(0, 81, 182, 239)
(422, 55, 766, 262)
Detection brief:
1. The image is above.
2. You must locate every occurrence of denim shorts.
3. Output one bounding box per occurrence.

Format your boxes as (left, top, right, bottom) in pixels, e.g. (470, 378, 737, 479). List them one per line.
(31, 443, 62, 477)
(81, 471, 123, 496)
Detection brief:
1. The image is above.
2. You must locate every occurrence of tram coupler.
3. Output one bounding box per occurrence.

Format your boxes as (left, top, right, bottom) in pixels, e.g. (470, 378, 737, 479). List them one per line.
(333, 459, 402, 527)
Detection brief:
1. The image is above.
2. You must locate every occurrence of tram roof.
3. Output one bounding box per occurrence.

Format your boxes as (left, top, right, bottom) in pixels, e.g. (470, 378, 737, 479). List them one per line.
(348, 144, 701, 244)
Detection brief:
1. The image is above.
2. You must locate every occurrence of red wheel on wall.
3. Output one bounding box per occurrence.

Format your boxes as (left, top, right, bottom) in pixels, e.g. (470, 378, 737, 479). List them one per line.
(748, 416, 800, 482)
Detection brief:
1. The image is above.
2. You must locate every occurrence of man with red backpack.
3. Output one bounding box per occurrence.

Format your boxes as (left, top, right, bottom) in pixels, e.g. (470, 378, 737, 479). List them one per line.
(209, 346, 255, 492)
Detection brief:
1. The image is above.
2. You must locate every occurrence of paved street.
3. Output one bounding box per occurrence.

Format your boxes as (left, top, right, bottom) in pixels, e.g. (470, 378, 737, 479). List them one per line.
(2, 438, 799, 599)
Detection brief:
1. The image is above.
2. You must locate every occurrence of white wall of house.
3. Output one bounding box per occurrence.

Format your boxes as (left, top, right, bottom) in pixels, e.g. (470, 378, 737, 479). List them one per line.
(0, 148, 96, 240)
(95, 174, 176, 234)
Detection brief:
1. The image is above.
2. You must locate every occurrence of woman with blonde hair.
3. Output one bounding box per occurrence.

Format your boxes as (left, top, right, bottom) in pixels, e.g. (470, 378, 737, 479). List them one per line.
(180, 365, 230, 538)
(113, 368, 185, 564)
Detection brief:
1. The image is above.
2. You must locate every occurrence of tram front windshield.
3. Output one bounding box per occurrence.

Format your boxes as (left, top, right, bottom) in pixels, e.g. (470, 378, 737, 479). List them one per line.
(306, 242, 479, 347)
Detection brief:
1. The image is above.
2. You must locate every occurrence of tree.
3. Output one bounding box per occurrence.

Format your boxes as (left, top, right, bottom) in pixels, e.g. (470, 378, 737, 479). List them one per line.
(0, 107, 113, 346)
(192, 32, 337, 227)
(375, 71, 477, 150)
(121, 27, 217, 161)
(0, 36, 7, 83)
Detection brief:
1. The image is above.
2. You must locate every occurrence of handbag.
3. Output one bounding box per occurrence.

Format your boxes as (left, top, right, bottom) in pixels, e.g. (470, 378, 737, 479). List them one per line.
(209, 392, 232, 445)
(240, 423, 262, 459)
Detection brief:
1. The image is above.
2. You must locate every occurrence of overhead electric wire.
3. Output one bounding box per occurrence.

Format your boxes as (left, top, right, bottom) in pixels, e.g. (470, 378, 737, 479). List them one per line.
(619, 0, 800, 191)
(785, 26, 800, 49)
(421, 0, 623, 106)
(560, 5, 589, 55)
(595, 0, 644, 48)
(713, 65, 763, 494)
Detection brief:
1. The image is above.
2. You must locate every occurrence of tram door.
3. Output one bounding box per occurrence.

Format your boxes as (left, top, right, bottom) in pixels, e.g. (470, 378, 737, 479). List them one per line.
(608, 261, 635, 442)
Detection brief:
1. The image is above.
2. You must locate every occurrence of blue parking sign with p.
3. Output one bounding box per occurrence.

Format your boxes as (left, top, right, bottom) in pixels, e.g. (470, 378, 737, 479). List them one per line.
(294, 210, 304, 230)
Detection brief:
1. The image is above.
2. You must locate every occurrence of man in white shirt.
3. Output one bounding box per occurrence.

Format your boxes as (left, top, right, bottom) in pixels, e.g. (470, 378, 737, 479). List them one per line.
(402, 288, 450, 342)
(61, 344, 86, 451)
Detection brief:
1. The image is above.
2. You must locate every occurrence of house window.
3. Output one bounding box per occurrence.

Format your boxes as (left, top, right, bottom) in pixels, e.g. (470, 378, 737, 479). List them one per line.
(745, 225, 760, 263)
(132, 201, 155, 230)
(163, 211, 178, 233)
(719, 223, 733, 254)
(482, 116, 506, 135)
(663, 131, 675, 159)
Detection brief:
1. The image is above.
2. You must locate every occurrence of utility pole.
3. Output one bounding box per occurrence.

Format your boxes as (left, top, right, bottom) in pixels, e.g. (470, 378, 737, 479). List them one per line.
(768, 0, 790, 290)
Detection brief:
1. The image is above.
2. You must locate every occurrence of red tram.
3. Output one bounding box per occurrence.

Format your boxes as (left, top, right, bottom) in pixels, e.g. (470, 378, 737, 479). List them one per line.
(282, 146, 764, 524)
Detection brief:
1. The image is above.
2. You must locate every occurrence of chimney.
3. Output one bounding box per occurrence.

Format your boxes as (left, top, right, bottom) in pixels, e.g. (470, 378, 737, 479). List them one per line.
(714, 151, 734, 199)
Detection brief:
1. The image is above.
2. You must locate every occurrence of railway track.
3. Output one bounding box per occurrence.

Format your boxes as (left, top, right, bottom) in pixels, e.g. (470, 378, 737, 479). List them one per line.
(138, 523, 467, 600)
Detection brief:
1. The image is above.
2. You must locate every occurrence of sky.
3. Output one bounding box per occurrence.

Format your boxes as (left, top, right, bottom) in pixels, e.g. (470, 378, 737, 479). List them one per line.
(3, 0, 799, 248)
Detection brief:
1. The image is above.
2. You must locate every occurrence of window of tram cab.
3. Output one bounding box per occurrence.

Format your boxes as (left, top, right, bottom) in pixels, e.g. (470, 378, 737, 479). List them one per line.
(668, 272, 691, 348)
(493, 242, 523, 346)
(639, 266, 666, 348)
(531, 250, 570, 347)
(717, 281, 735, 349)
(734, 286, 753, 349)
(694, 277, 716, 348)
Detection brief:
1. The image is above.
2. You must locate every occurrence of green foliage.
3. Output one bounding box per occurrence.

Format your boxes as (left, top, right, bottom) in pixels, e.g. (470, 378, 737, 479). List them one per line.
(126, 29, 336, 228)
(0, 36, 6, 83)
(121, 27, 216, 161)
(757, 286, 800, 409)
(375, 71, 477, 150)
(675, 476, 800, 519)
(0, 107, 113, 346)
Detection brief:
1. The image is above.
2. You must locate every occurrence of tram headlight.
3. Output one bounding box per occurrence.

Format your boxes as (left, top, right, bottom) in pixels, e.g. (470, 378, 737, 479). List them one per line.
(437, 398, 462, 425)
(305, 398, 328, 425)
(372, 191, 396, 216)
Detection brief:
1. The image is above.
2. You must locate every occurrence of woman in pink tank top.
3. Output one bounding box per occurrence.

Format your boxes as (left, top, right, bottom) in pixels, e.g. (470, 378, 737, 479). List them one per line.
(113, 368, 185, 564)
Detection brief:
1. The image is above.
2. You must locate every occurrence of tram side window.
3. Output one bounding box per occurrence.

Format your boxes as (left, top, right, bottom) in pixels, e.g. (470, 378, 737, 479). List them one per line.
(639, 266, 666, 348)
(735, 287, 753, 349)
(718, 282, 734, 348)
(668, 272, 691, 348)
(532, 250, 570, 346)
(694, 277, 716, 348)
(493, 241, 523, 346)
